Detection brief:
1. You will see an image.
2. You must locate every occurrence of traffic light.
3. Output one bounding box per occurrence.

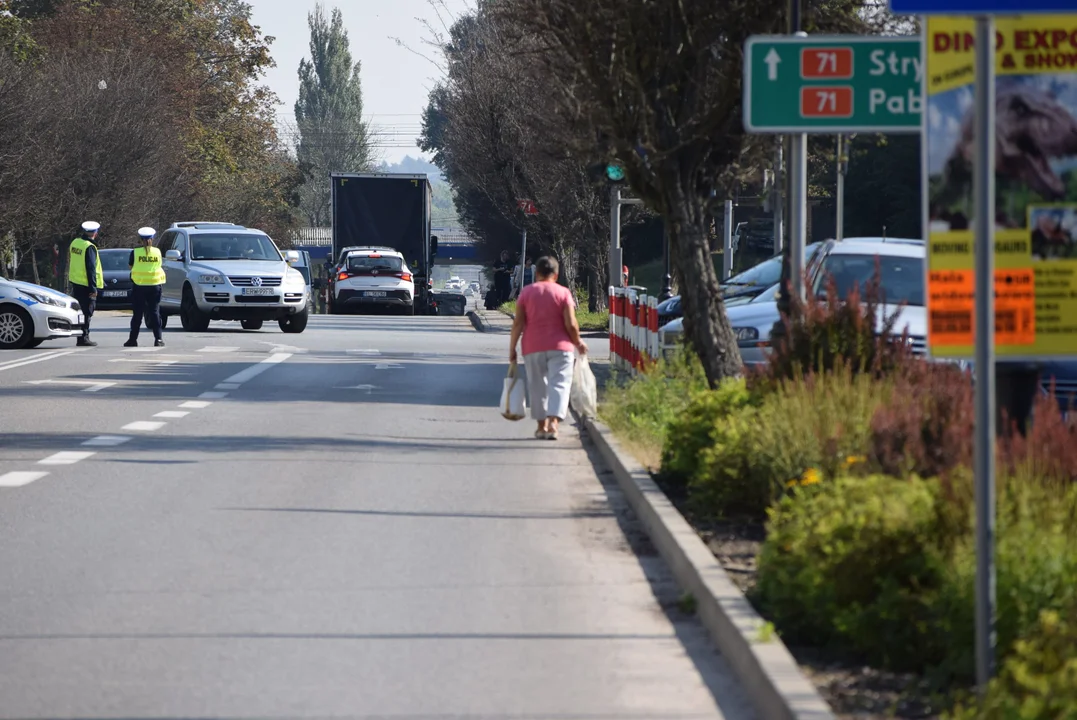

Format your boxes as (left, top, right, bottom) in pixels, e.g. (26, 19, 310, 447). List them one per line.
(586, 161, 627, 186)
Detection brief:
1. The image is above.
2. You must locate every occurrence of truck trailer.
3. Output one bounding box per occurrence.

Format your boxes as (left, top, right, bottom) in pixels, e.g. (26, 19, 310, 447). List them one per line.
(330, 172, 439, 315)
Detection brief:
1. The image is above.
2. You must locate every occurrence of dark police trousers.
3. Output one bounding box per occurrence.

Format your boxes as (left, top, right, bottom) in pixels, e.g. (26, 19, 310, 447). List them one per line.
(70, 284, 95, 338)
(130, 284, 163, 341)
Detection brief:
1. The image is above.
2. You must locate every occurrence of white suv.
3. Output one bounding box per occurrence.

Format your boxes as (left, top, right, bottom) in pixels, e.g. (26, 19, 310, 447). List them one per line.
(331, 247, 415, 315)
(157, 222, 309, 333)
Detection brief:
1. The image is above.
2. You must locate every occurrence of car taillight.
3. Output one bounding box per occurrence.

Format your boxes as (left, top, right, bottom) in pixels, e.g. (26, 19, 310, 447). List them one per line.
(338, 272, 349, 281)
(400, 273, 412, 282)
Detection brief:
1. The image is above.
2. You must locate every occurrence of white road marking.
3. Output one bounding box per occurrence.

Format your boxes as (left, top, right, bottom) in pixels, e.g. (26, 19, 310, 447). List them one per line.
(122, 421, 166, 432)
(82, 435, 132, 447)
(39, 451, 96, 465)
(157, 361, 177, 366)
(154, 411, 189, 418)
(215, 383, 241, 390)
(198, 346, 239, 353)
(347, 349, 380, 356)
(0, 471, 48, 487)
(25, 379, 116, 392)
(259, 342, 307, 353)
(374, 363, 404, 370)
(198, 392, 228, 400)
(338, 384, 378, 394)
(180, 400, 212, 409)
(121, 347, 163, 352)
(0, 350, 78, 373)
(221, 353, 292, 384)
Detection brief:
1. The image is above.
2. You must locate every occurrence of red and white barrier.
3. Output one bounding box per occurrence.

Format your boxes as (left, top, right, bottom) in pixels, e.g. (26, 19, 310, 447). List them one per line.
(608, 287, 660, 375)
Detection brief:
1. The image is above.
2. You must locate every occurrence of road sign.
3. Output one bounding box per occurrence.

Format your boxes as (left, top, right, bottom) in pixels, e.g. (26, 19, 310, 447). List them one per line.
(890, 0, 1071, 13)
(516, 199, 538, 215)
(743, 35, 922, 133)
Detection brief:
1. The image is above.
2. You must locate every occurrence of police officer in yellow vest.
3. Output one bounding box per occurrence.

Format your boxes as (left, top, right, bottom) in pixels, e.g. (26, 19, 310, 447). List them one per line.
(125, 227, 166, 348)
(69, 220, 104, 347)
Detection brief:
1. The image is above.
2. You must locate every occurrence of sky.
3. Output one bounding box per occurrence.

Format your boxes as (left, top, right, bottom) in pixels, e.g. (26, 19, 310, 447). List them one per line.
(246, 0, 473, 164)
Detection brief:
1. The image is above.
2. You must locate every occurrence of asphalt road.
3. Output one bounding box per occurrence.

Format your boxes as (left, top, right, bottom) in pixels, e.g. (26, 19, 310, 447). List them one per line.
(0, 311, 754, 720)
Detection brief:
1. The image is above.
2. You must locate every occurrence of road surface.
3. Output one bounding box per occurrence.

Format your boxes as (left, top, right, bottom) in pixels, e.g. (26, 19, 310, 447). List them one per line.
(0, 311, 754, 720)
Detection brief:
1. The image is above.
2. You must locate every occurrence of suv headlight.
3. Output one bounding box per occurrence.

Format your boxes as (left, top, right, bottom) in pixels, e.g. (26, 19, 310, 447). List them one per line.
(285, 269, 305, 285)
(198, 274, 224, 284)
(21, 290, 65, 307)
(733, 327, 760, 345)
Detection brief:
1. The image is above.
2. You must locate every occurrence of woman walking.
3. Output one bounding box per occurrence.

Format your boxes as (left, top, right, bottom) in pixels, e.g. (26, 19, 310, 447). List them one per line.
(508, 256, 587, 440)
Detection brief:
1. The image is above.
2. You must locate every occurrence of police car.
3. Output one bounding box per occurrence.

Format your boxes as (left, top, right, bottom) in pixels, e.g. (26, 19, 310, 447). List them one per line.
(0, 275, 84, 349)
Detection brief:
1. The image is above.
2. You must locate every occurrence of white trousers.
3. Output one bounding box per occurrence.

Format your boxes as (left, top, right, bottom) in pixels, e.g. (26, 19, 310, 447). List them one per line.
(524, 350, 574, 421)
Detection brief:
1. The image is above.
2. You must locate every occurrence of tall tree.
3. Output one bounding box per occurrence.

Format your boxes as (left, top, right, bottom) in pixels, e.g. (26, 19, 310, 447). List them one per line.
(294, 4, 373, 227)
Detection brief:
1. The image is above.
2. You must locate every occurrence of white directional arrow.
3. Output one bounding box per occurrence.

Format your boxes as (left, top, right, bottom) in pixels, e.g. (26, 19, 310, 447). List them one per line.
(336, 384, 379, 394)
(765, 48, 781, 81)
(26, 379, 115, 392)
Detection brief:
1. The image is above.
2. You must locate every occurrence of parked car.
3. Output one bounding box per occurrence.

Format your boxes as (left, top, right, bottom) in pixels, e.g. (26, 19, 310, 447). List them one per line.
(0, 274, 84, 349)
(330, 247, 415, 315)
(95, 248, 134, 309)
(655, 242, 824, 327)
(659, 237, 926, 364)
(157, 222, 308, 333)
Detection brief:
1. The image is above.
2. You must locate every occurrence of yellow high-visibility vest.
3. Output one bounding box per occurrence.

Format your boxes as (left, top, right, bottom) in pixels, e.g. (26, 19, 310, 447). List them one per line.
(131, 246, 165, 286)
(69, 237, 104, 288)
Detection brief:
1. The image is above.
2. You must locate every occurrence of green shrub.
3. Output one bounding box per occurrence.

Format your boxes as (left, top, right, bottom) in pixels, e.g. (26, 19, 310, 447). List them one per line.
(754, 474, 955, 670)
(932, 477, 1077, 682)
(659, 378, 759, 509)
(601, 350, 708, 468)
(946, 604, 1077, 719)
(750, 368, 887, 493)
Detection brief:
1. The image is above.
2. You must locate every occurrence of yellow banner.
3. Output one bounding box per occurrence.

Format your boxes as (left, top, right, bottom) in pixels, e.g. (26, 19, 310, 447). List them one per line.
(925, 15, 1077, 358)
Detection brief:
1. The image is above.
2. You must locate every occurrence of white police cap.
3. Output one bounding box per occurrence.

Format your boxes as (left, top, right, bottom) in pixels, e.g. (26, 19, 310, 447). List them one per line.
(137, 226, 156, 239)
(81, 221, 101, 233)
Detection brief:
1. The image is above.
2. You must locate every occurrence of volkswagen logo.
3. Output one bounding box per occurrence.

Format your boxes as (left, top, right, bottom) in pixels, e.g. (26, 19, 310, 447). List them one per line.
(251, 277, 263, 287)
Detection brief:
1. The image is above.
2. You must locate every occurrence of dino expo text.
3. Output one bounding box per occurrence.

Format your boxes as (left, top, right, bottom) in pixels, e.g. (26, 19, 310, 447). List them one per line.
(924, 15, 1077, 359)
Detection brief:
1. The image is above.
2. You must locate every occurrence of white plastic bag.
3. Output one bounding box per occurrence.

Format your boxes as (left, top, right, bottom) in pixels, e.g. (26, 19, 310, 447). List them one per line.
(500, 362, 528, 421)
(570, 354, 598, 419)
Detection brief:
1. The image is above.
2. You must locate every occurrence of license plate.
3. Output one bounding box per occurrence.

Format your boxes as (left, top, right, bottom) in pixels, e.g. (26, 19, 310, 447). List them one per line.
(242, 288, 276, 296)
(102, 290, 126, 297)
(363, 291, 387, 297)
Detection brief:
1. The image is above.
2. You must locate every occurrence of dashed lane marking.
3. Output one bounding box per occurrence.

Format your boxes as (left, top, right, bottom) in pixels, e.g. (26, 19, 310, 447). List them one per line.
(39, 451, 96, 466)
(0, 350, 78, 373)
(122, 421, 166, 432)
(154, 411, 189, 419)
(0, 471, 48, 487)
(220, 353, 292, 384)
(198, 392, 228, 400)
(179, 401, 212, 409)
(82, 436, 132, 447)
(25, 379, 116, 392)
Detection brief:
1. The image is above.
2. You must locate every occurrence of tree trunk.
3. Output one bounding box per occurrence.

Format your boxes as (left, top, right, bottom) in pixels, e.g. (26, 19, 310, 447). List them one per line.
(667, 189, 742, 387)
(31, 247, 40, 285)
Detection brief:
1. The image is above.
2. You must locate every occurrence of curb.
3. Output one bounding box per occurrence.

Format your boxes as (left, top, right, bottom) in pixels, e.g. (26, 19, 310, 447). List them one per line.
(466, 310, 491, 333)
(578, 413, 835, 720)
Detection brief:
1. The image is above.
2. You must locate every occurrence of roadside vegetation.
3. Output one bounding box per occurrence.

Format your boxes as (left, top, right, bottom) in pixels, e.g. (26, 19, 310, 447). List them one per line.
(601, 282, 1077, 717)
(496, 300, 609, 334)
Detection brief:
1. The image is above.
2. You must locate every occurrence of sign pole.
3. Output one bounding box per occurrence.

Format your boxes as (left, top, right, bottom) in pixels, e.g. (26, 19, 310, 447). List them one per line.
(723, 200, 734, 281)
(789, 131, 808, 300)
(972, 13, 997, 692)
(836, 134, 845, 242)
(610, 186, 623, 290)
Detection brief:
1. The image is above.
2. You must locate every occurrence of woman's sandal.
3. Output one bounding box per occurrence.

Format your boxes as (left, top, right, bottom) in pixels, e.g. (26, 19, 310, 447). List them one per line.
(546, 428, 559, 440)
(535, 429, 549, 439)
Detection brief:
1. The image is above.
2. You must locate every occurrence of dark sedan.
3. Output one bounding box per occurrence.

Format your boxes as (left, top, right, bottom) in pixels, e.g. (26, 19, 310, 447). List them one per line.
(96, 248, 134, 309)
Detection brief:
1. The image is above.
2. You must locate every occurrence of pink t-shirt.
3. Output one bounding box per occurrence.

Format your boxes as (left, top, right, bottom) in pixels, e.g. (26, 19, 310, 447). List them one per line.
(518, 281, 576, 355)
